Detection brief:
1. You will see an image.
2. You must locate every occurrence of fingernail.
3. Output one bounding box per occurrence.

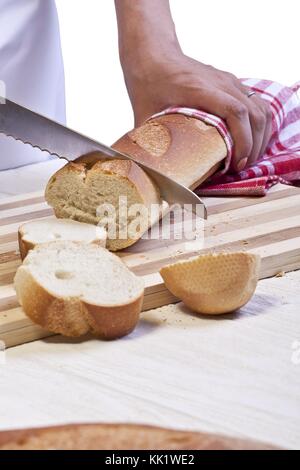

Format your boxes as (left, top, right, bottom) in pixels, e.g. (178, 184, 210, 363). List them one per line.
(237, 158, 248, 172)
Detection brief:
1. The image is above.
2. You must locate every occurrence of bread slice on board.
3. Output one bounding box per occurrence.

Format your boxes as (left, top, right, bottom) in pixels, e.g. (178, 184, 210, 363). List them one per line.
(18, 218, 107, 260)
(160, 252, 261, 315)
(45, 154, 162, 251)
(14, 241, 144, 339)
(0, 423, 277, 450)
(113, 114, 227, 190)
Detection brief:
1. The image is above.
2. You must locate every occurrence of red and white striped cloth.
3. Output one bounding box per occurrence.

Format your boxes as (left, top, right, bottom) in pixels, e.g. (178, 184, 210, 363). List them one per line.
(152, 79, 300, 196)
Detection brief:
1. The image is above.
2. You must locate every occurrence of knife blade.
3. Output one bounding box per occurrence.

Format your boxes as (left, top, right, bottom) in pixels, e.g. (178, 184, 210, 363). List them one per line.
(0, 97, 206, 218)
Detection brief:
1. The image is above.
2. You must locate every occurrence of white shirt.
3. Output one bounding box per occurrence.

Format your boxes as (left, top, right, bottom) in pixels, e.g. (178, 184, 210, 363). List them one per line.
(0, 0, 65, 171)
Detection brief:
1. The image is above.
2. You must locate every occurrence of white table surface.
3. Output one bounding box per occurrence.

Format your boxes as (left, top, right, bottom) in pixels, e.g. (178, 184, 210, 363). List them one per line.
(0, 161, 299, 450)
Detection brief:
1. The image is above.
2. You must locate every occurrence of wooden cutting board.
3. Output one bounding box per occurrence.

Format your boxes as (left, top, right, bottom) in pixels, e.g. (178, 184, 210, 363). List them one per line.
(1, 183, 300, 348)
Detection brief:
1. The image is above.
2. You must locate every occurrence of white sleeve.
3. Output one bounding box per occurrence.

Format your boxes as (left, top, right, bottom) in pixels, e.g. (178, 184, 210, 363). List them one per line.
(0, 0, 66, 170)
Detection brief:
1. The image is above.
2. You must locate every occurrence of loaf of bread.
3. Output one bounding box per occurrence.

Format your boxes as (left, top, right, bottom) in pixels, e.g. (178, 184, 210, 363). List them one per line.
(14, 241, 144, 339)
(45, 155, 162, 251)
(160, 252, 261, 315)
(18, 218, 107, 260)
(45, 114, 227, 251)
(0, 423, 277, 450)
(113, 114, 227, 190)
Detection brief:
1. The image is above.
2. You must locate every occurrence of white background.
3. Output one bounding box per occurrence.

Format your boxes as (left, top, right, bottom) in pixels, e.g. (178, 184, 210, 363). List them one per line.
(56, 0, 299, 145)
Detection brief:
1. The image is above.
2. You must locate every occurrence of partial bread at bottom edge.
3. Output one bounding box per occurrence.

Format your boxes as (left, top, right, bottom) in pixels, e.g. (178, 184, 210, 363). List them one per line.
(0, 423, 278, 450)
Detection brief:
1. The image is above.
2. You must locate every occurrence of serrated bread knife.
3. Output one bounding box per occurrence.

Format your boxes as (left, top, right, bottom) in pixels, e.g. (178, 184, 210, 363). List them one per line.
(0, 98, 206, 218)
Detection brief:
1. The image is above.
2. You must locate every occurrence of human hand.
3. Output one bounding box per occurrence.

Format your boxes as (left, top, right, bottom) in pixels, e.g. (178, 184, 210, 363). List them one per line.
(123, 54, 272, 172)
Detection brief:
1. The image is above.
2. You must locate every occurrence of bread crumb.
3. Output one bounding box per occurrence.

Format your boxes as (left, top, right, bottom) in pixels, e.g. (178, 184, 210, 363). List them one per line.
(170, 250, 184, 259)
(275, 271, 286, 278)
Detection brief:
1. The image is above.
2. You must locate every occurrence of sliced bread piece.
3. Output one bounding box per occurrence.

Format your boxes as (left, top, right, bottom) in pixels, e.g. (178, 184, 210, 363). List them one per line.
(18, 218, 107, 260)
(0, 423, 277, 450)
(14, 241, 144, 339)
(45, 154, 163, 251)
(160, 252, 261, 315)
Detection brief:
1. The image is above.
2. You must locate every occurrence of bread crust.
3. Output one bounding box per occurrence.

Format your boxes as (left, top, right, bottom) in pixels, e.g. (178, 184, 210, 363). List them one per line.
(45, 154, 162, 251)
(113, 114, 227, 190)
(47, 154, 161, 210)
(18, 220, 107, 260)
(0, 423, 278, 450)
(18, 229, 35, 261)
(84, 296, 143, 339)
(160, 252, 261, 315)
(14, 261, 144, 340)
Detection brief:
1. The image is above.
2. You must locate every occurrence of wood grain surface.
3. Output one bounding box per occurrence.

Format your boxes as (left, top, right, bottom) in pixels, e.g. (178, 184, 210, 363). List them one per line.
(1, 184, 300, 348)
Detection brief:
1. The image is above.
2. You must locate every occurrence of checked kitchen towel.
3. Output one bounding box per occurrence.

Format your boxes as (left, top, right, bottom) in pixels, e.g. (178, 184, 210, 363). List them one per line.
(152, 79, 300, 196)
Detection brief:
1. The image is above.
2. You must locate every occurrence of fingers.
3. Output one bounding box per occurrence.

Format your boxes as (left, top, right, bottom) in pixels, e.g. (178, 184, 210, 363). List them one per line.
(254, 98, 273, 159)
(190, 88, 253, 171)
(224, 100, 253, 171)
(232, 91, 267, 167)
(247, 97, 272, 166)
(193, 86, 272, 172)
(233, 86, 273, 166)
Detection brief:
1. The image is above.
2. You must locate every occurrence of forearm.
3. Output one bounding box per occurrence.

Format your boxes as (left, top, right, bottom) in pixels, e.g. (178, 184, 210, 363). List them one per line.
(114, 1, 272, 167)
(114, 0, 181, 74)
